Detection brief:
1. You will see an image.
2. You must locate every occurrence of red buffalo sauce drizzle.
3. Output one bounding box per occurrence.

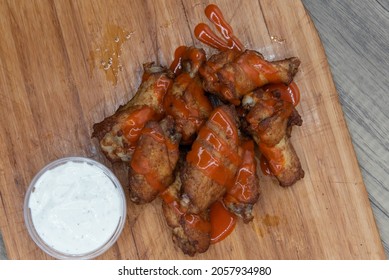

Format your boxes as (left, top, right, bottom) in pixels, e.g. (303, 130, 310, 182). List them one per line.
(186, 108, 241, 187)
(236, 53, 280, 86)
(262, 81, 301, 106)
(194, 4, 244, 51)
(130, 126, 177, 192)
(170, 46, 206, 76)
(210, 200, 236, 243)
(197, 126, 241, 166)
(122, 106, 158, 150)
(154, 75, 173, 104)
(170, 46, 188, 75)
(121, 72, 170, 155)
(258, 143, 285, 176)
(226, 140, 257, 203)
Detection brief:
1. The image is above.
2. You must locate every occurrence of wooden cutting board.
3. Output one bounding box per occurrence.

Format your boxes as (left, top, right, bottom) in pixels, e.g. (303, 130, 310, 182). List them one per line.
(0, 0, 385, 259)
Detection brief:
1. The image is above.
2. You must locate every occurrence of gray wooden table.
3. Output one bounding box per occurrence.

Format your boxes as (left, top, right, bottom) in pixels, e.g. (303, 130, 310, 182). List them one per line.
(302, 0, 389, 257)
(0, 0, 387, 259)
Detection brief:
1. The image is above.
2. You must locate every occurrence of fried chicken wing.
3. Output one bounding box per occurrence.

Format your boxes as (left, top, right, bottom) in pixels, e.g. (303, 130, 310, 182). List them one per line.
(242, 88, 304, 187)
(182, 105, 242, 214)
(128, 116, 181, 204)
(223, 139, 260, 223)
(164, 47, 212, 144)
(92, 63, 173, 162)
(200, 49, 300, 105)
(161, 175, 211, 256)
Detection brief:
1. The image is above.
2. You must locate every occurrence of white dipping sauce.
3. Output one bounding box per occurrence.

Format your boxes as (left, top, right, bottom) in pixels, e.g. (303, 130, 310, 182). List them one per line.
(28, 161, 122, 255)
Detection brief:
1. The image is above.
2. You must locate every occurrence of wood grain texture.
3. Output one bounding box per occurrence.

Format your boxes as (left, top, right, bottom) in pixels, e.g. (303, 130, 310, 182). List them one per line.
(0, 0, 386, 259)
(302, 0, 389, 258)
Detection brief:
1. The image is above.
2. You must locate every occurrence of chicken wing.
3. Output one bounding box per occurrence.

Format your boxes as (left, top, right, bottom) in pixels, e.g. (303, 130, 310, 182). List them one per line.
(242, 88, 304, 187)
(200, 49, 300, 105)
(129, 116, 181, 204)
(161, 174, 211, 256)
(164, 47, 212, 144)
(182, 105, 242, 214)
(92, 63, 173, 162)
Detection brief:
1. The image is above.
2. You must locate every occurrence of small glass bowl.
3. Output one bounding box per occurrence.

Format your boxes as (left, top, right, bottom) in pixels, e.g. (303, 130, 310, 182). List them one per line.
(24, 157, 126, 260)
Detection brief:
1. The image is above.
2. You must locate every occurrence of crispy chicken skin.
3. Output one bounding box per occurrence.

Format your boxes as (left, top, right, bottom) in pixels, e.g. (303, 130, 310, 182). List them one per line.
(200, 50, 300, 105)
(129, 116, 181, 204)
(92, 63, 173, 162)
(242, 89, 304, 187)
(161, 175, 211, 256)
(164, 47, 212, 144)
(223, 140, 260, 223)
(182, 105, 242, 214)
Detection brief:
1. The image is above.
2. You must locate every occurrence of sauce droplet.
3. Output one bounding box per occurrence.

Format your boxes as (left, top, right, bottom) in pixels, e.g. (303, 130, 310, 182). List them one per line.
(210, 201, 237, 243)
(194, 4, 244, 51)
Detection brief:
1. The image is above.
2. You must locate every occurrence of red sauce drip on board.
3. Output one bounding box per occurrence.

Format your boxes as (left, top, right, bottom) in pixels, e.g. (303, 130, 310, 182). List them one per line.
(194, 4, 244, 51)
(260, 154, 272, 176)
(186, 107, 241, 187)
(262, 81, 301, 106)
(210, 201, 236, 243)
